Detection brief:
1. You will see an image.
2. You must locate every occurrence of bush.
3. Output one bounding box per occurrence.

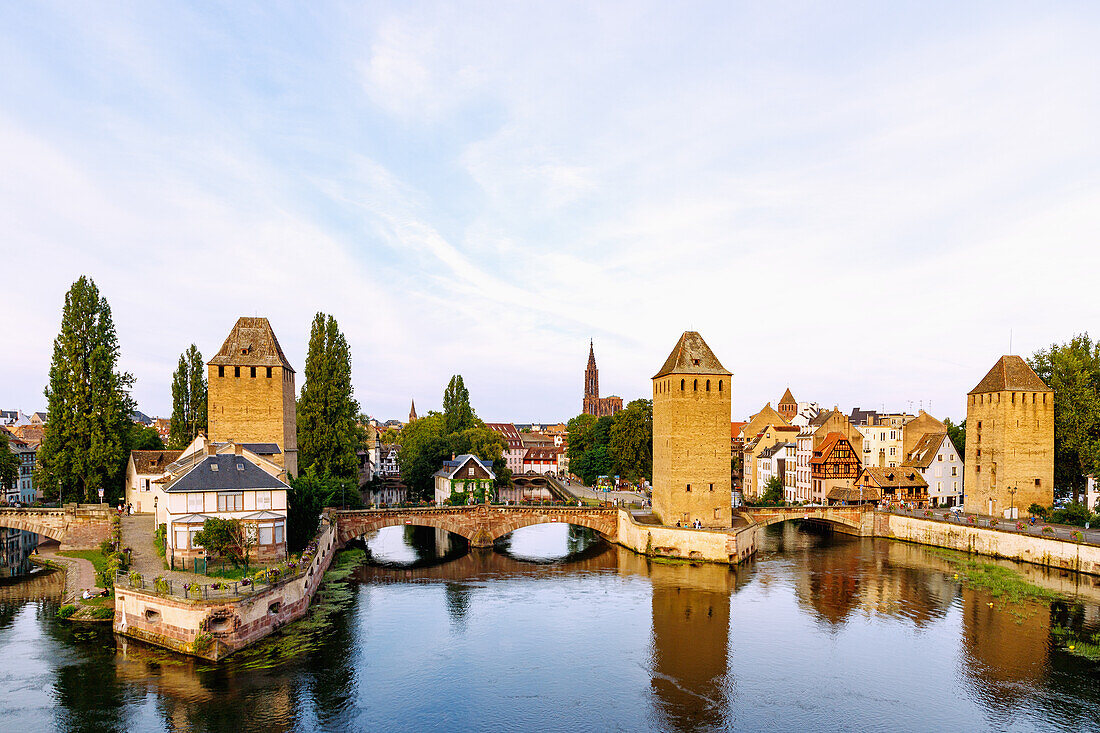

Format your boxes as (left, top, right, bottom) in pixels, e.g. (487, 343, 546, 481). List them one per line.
(154, 576, 170, 594)
(1028, 503, 1048, 518)
(57, 604, 77, 619)
(1072, 531, 1084, 542)
(1050, 503, 1092, 527)
(1042, 526, 1055, 535)
(155, 524, 167, 557)
(90, 606, 115, 620)
(129, 571, 142, 586)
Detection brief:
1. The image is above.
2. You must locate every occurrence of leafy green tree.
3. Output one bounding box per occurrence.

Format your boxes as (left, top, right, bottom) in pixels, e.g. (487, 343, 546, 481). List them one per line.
(397, 412, 449, 500)
(168, 344, 207, 449)
(609, 399, 653, 481)
(1029, 335, 1100, 503)
(760, 476, 784, 506)
(37, 276, 135, 504)
(194, 517, 245, 567)
(442, 375, 476, 434)
(287, 468, 362, 552)
(566, 414, 597, 468)
(129, 424, 165, 451)
(0, 432, 19, 495)
(943, 417, 965, 458)
(297, 313, 364, 481)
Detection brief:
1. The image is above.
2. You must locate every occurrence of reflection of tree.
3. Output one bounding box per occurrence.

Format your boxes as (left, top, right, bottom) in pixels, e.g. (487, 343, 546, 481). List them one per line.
(444, 582, 471, 631)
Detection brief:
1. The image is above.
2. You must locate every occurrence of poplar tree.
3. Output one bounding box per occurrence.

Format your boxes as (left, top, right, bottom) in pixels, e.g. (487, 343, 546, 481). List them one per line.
(168, 344, 207, 449)
(0, 432, 18, 494)
(443, 375, 475, 434)
(37, 276, 135, 504)
(297, 313, 363, 480)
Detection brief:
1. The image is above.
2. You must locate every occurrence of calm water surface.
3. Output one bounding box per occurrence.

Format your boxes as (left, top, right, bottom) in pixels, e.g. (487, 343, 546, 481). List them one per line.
(0, 522, 1098, 732)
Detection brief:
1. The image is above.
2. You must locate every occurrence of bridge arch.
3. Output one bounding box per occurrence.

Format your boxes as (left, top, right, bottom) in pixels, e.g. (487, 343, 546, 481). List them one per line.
(737, 507, 868, 534)
(0, 506, 113, 549)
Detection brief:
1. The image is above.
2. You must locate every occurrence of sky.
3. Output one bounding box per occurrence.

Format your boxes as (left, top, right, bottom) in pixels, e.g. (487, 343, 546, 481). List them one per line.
(2, 1, 1099, 425)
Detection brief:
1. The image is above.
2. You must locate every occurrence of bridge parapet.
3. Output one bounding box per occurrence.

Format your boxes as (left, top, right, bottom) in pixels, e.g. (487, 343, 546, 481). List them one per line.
(0, 503, 112, 548)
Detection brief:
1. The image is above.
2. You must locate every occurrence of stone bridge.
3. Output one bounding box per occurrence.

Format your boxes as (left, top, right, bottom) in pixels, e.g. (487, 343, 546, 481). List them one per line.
(737, 506, 873, 535)
(0, 504, 113, 549)
(331, 504, 619, 548)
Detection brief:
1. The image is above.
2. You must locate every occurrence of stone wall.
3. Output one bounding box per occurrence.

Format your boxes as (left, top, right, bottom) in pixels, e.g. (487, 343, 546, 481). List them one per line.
(0, 504, 111, 549)
(882, 513, 1100, 576)
(614, 510, 762, 565)
(114, 519, 340, 660)
(208, 363, 297, 475)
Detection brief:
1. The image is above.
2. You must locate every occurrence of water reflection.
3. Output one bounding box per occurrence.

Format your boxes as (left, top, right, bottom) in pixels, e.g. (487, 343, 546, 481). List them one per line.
(0, 528, 40, 579)
(0, 521, 1096, 731)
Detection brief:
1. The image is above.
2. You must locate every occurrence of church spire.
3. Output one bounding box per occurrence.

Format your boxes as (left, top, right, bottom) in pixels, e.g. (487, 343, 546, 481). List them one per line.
(583, 339, 600, 414)
(408, 398, 417, 423)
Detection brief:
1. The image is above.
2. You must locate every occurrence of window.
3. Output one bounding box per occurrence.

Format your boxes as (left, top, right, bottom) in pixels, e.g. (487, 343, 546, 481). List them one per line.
(686, 484, 692, 492)
(251, 366, 256, 378)
(210, 463, 219, 472)
(258, 523, 274, 545)
(468, 466, 474, 476)
(938, 454, 943, 462)
(274, 522, 285, 544)
(267, 367, 272, 378)
(681, 379, 685, 390)
(218, 492, 244, 512)
(256, 491, 272, 510)
(190, 527, 203, 549)
(1035, 478, 1041, 487)
(719, 380, 723, 391)
(218, 366, 224, 377)
(187, 494, 203, 512)
(709, 483, 714, 491)
(706, 380, 711, 391)
(951, 467, 957, 476)
(174, 528, 189, 549)
(234, 366, 241, 378)
(693, 379, 698, 391)
(142, 478, 149, 491)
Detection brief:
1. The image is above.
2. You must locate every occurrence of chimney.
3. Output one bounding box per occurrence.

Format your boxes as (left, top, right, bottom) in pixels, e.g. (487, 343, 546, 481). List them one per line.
(207, 444, 216, 456)
(234, 443, 242, 456)
(451, 453, 456, 460)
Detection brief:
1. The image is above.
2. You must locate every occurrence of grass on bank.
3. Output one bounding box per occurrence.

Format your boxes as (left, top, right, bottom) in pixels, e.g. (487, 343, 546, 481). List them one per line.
(930, 548, 1063, 606)
(1052, 625, 1100, 662)
(57, 549, 111, 587)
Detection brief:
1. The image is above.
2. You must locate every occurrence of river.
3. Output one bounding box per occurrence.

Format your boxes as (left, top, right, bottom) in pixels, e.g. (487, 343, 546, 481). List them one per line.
(0, 523, 1098, 732)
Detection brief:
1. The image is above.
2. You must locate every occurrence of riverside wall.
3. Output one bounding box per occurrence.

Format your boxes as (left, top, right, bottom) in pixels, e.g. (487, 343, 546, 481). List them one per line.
(113, 519, 340, 661)
(879, 513, 1100, 577)
(613, 509, 763, 565)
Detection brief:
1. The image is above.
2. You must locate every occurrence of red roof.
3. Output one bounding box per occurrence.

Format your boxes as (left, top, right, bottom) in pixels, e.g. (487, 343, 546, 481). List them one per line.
(811, 432, 852, 469)
(731, 421, 748, 437)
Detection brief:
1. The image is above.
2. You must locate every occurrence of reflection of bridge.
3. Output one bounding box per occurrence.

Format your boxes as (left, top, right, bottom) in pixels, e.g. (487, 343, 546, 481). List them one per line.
(332, 505, 619, 547)
(738, 506, 872, 535)
(0, 504, 113, 549)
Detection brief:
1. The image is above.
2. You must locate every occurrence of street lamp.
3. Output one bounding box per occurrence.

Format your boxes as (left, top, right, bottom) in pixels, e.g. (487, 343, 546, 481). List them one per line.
(1008, 485, 1018, 520)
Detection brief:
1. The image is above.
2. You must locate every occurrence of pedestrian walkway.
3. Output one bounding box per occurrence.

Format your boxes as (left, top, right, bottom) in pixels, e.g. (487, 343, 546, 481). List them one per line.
(34, 543, 95, 603)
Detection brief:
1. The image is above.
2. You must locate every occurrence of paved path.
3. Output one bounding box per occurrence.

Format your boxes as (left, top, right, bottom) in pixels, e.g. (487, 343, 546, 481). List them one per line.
(34, 543, 95, 603)
(888, 506, 1100, 545)
(551, 477, 649, 507)
(121, 513, 215, 585)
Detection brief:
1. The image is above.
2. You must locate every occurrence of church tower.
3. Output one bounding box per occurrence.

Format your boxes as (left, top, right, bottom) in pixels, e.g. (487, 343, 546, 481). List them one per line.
(409, 399, 418, 423)
(207, 317, 298, 476)
(583, 340, 600, 416)
(963, 355, 1053, 517)
(778, 388, 797, 421)
(652, 331, 732, 528)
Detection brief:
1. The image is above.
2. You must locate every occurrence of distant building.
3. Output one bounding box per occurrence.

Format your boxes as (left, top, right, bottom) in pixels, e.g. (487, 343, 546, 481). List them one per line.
(652, 331, 732, 528)
(852, 467, 929, 508)
(408, 399, 418, 423)
(207, 317, 298, 476)
(3, 435, 37, 504)
(124, 449, 184, 514)
(777, 388, 798, 422)
(522, 446, 562, 475)
(964, 355, 1054, 517)
(582, 340, 623, 417)
(433, 455, 496, 505)
(153, 418, 171, 442)
(379, 444, 400, 476)
(810, 432, 862, 500)
(29, 412, 46, 426)
(486, 423, 525, 474)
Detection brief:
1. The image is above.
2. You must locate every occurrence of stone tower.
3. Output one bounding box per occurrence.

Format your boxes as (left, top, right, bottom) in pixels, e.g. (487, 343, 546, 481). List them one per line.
(582, 340, 600, 416)
(778, 387, 797, 421)
(963, 355, 1053, 517)
(207, 317, 298, 476)
(652, 331, 732, 528)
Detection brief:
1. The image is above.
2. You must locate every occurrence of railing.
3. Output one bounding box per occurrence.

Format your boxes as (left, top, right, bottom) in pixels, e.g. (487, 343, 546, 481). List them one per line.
(884, 506, 1099, 546)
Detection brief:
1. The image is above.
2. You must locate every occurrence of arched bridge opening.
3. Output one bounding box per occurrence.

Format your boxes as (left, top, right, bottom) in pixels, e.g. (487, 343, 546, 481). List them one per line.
(737, 507, 868, 535)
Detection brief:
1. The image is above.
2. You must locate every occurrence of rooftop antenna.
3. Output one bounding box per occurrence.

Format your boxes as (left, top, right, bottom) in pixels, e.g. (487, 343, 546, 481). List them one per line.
(1009, 329, 1013, 354)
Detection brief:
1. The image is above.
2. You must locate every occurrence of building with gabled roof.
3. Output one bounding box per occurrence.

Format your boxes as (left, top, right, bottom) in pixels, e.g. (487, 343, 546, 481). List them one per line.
(125, 449, 184, 514)
(853, 466, 929, 507)
(964, 355, 1053, 517)
(902, 431, 963, 507)
(486, 422, 524, 475)
(207, 317, 298, 476)
(433, 455, 496, 505)
(778, 388, 798, 421)
(811, 432, 862, 500)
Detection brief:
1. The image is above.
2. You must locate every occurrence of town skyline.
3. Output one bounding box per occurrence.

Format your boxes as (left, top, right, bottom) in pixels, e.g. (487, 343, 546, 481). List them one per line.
(3, 2, 1100, 421)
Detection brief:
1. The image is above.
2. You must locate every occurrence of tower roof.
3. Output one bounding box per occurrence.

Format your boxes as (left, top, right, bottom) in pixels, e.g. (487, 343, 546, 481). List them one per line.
(779, 387, 797, 406)
(968, 355, 1050, 395)
(208, 317, 295, 372)
(653, 331, 731, 378)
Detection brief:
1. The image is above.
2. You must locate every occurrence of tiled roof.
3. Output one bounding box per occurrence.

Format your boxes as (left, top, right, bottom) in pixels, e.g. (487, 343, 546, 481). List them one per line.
(779, 388, 796, 406)
(131, 449, 184, 474)
(208, 317, 294, 371)
(858, 467, 928, 489)
(828, 485, 882, 502)
(731, 421, 748, 437)
(969, 355, 1051, 394)
(165, 454, 289, 493)
(653, 331, 731, 378)
(902, 432, 948, 469)
(240, 442, 281, 455)
(432, 454, 496, 480)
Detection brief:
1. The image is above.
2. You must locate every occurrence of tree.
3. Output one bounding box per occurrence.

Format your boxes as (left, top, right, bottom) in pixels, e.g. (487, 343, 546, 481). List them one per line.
(168, 344, 206, 449)
(760, 476, 784, 506)
(608, 399, 653, 481)
(37, 276, 135, 504)
(0, 432, 18, 496)
(287, 468, 362, 551)
(194, 517, 246, 567)
(566, 414, 597, 469)
(397, 412, 449, 500)
(297, 313, 364, 481)
(943, 417, 965, 459)
(129, 424, 165, 451)
(442, 375, 476, 434)
(1029, 335, 1100, 503)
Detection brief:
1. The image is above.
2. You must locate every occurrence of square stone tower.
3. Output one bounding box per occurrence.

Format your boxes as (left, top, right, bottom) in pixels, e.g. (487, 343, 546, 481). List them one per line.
(652, 331, 732, 528)
(963, 355, 1053, 517)
(207, 317, 298, 476)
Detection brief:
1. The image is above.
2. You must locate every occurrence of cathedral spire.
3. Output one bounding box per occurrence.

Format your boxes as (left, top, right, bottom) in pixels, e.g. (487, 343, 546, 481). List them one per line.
(408, 398, 417, 423)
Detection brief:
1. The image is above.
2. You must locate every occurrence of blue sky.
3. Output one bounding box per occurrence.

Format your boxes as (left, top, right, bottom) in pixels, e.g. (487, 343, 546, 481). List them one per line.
(2, 2, 1099, 423)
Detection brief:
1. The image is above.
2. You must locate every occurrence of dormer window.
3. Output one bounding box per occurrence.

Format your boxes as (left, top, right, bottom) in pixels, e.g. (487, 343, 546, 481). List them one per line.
(692, 358, 699, 365)
(210, 463, 219, 472)
(237, 463, 244, 471)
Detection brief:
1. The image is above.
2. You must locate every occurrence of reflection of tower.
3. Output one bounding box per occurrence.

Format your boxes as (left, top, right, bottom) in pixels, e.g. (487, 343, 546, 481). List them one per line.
(649, 563, 735, 731)
(960, 585, 1049, 704)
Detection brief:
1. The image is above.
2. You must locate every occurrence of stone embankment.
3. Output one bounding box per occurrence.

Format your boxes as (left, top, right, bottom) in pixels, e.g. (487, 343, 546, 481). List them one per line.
(113, 518, 340, 661)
